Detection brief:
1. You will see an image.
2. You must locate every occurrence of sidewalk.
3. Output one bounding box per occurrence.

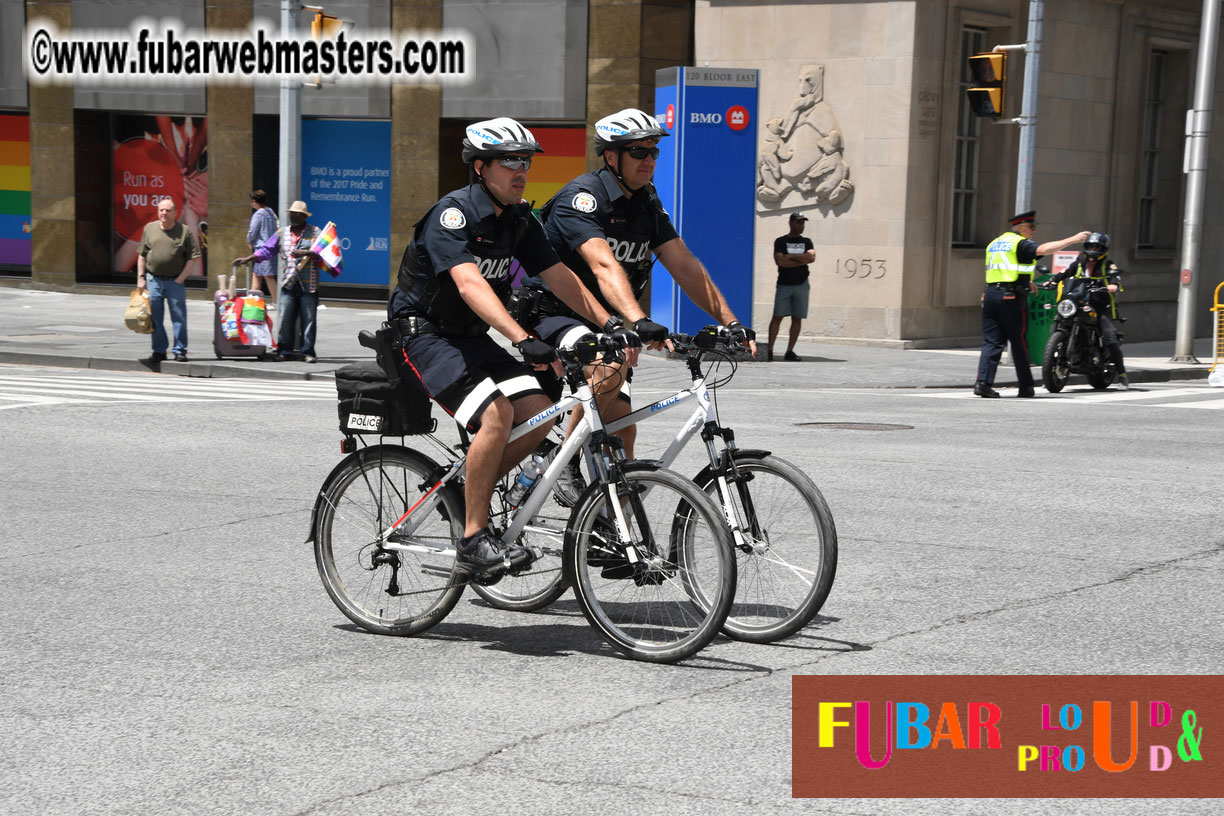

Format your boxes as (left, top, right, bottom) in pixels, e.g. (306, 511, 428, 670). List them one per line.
(0, 285, 1213, 387)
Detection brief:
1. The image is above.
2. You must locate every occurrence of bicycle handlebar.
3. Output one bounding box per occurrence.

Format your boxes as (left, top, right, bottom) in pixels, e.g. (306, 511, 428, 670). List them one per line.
(556, 332, 626, 368)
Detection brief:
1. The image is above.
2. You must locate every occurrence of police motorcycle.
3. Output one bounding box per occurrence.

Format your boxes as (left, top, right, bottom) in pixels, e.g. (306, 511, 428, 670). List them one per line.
(1037, 268, 1122, 393)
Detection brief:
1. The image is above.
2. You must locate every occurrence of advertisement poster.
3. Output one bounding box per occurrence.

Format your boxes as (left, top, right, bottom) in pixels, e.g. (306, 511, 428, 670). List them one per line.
(0, 113, 31, 268)
(302, 119, 390, 286)
(111, 115, 208, 275)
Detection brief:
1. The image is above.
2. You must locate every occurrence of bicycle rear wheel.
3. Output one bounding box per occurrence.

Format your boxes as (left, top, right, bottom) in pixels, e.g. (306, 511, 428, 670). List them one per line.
(566, 467, 735, 663)
(314, 446, 464, 636)
(698, 454, 837, 643)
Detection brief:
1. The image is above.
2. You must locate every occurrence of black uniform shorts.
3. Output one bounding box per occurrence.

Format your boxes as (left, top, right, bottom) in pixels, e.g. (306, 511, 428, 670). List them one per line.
(398, 332, 545, 432)
(529, 314, 632, 404)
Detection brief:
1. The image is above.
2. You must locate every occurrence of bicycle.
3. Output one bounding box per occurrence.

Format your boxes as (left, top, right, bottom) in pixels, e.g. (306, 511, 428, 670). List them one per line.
(479, 325, 838, 643)
(308, 330, 737, 664)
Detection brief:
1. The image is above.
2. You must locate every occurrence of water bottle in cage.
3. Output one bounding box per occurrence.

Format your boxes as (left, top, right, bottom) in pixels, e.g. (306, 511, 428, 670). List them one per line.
(505, 454, 546, 508)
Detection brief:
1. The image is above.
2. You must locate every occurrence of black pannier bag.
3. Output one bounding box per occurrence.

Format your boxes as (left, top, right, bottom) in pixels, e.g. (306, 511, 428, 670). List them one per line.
(335, 361, 435, 436)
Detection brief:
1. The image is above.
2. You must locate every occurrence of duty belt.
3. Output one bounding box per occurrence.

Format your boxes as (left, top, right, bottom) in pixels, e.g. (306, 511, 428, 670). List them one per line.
(986, 282, 1028, 293)
(394, 316, 488, 339)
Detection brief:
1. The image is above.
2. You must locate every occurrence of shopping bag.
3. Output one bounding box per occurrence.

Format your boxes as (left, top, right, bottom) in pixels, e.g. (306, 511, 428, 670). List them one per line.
(240, 291, 266, 322)
(124, 289, 154, 334)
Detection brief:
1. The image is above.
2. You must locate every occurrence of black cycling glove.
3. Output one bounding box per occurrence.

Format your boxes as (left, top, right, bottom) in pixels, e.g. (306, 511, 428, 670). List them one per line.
(513, 337, 557, 364)
(632, 317, 669, 343)
(726, 321, 756, 345)
(608, 326, 642, 350)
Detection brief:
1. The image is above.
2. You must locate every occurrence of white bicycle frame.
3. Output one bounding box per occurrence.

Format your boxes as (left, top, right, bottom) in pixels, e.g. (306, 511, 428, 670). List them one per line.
(376, 370, 634, 558)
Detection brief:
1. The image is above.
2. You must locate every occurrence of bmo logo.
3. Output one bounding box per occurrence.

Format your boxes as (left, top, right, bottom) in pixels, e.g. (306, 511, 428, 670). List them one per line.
(726, 105, 750, 131)
(665, 104, 675, 129)
(687, 106, 752, 131)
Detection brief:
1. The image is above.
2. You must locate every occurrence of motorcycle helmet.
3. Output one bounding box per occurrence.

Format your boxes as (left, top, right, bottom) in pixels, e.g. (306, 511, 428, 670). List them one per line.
(1083, 232, 1110, 260)
(461, 117, 543, 165)
(593, 108, 670, 155)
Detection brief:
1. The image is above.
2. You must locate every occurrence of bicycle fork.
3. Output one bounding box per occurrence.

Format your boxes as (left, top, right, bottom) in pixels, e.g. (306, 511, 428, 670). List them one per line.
(702, 424, 765, 554)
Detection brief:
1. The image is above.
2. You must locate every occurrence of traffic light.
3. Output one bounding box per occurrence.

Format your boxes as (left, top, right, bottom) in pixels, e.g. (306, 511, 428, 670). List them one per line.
(966, 52, 1006, 118)
(311, 12, 345, 40)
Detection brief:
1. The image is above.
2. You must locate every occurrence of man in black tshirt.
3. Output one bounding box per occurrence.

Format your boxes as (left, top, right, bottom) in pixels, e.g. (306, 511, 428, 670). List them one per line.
(389, 117, 623, 576)
(768, 212, 814, 361)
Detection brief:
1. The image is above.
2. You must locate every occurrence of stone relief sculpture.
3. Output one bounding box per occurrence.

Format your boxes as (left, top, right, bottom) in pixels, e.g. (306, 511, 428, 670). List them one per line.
(757, 64, 854, 207)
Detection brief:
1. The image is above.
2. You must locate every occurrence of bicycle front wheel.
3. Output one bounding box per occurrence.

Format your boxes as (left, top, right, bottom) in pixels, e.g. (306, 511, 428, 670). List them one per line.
(699, 454, 837, 643)
(566, 467, 735, 664)
(314, 446, 464, 636)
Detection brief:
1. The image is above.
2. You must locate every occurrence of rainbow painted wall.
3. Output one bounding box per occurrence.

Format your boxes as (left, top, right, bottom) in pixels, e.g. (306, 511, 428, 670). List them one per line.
(522, 126, 586, 211)
(0, 113, 31, 267)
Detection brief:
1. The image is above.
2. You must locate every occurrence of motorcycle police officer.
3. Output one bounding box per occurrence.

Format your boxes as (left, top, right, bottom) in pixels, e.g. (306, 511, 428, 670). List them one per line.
(518, 108, 754, 452)
(1043, 232, 1129, 389)
(974, 211, 1089, 398)
(389, 117, 627, 576)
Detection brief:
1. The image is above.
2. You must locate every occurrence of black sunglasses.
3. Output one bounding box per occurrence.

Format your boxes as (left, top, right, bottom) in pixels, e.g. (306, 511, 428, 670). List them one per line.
(497, 156, 532, 170)
(622, 146, 660, 160)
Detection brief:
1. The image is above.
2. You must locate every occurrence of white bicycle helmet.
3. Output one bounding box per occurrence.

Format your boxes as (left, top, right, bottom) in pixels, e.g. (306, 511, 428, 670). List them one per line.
(592, 108, 670, 154)
(461, 117, 543, 164)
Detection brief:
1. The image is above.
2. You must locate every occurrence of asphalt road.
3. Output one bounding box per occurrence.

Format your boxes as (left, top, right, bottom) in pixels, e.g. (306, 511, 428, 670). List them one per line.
(1, 361, 1220, 815)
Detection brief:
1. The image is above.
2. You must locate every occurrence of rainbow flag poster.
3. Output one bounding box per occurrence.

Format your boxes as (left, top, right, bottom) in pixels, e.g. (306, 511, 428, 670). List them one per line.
(310, 220, 343, 273)
(0, 113, 31, 268)
(522, 126, 586, 212)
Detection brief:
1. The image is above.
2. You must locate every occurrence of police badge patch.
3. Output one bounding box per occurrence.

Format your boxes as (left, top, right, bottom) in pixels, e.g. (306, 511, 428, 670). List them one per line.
(439, 207, 466, 229)
(572, 192, 597, 213)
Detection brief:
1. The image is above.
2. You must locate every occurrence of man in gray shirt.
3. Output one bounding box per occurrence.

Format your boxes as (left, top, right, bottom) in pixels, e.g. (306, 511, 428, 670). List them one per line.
(136, 196, 200, 363)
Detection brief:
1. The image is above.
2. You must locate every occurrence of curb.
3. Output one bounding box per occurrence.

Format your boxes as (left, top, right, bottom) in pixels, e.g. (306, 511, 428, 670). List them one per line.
(0, 350, 347, 381)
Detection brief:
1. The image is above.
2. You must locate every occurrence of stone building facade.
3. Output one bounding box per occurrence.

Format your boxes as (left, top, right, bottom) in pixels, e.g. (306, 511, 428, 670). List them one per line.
(699, 0, 1223, 343)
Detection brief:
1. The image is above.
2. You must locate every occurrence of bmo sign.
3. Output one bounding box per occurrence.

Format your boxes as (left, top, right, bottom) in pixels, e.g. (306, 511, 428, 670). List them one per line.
(653, 66, 759, 335)
(687, 106, 751, 130)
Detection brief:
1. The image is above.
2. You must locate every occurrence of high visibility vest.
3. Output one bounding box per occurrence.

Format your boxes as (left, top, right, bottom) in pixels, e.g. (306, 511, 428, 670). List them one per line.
(984, 231, 1035, 283)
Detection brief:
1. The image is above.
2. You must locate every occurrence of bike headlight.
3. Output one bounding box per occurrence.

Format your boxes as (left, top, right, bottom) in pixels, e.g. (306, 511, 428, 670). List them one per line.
(1057, 299, 1076, 318)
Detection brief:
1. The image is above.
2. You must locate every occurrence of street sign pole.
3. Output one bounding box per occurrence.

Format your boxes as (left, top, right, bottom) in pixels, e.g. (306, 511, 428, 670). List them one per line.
(1172, 0, 1221, 362)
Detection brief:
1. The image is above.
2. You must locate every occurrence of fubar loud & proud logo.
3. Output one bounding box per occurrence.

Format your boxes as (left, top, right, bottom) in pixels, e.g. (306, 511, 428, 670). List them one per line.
(792, 675, 1219, 798)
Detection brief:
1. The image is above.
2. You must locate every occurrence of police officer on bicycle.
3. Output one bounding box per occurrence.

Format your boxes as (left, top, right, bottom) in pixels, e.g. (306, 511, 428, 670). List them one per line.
(389, 117, 632, 576)
(518, 108, 755, 452)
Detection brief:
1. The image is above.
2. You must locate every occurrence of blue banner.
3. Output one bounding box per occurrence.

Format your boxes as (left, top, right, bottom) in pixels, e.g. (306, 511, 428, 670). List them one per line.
(653, 67, 758, 334)
(301, 119, 391, 286)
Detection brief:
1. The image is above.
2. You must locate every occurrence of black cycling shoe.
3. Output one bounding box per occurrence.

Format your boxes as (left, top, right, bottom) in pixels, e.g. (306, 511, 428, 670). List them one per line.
(455, 529, 509, 572)
(455, 529, 532, 578)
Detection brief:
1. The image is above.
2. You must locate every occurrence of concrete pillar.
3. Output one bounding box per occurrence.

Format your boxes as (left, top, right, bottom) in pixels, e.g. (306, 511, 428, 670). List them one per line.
(205, 1, 255, 296)
(389, 2, 443, 287)
(27, 0, 75, 289)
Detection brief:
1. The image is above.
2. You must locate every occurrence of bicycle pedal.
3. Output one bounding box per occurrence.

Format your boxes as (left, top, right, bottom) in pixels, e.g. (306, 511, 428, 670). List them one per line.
(505, 547, 538, 575)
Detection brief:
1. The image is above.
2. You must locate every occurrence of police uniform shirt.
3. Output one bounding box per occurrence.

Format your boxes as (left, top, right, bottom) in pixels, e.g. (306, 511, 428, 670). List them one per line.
(531, 168, 679, 313)
(773, 234, 814, 286)
(390, 184, 560, 328)
(1015, 239, 1039, 265)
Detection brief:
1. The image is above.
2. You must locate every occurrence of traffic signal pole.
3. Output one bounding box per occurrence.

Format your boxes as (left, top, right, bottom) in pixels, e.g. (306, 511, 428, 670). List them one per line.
(1012, 0, 1043, 214)
(1172, 0, 1220, 362)
(278, 0, 303, 298)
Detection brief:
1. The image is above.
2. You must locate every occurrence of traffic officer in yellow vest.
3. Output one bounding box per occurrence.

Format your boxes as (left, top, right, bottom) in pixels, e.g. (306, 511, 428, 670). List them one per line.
(974, 211, 1089, 398)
